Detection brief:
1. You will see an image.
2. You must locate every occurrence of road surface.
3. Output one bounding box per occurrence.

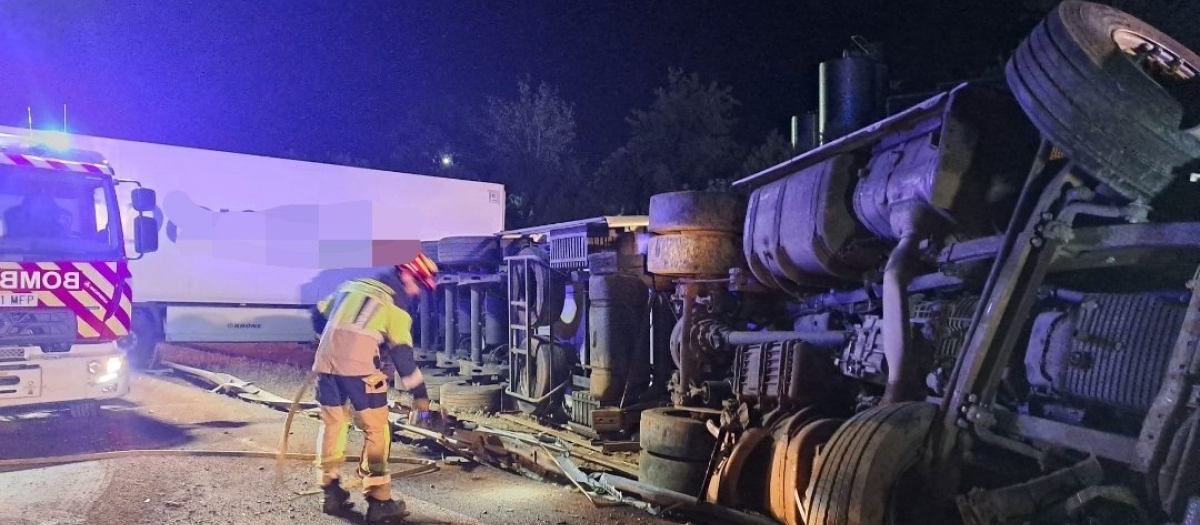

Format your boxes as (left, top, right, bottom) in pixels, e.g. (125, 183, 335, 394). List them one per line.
(0, 372, 673, 525)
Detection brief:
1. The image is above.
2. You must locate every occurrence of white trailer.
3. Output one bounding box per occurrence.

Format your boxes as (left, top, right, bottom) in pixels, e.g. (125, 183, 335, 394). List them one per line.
(0, 126, 505, 357)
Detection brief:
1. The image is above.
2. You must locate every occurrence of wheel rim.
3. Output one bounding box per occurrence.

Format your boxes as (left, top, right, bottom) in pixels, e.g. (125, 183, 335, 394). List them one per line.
(1114, 30, 1198, 82)
(1113, 29, 1200, 129)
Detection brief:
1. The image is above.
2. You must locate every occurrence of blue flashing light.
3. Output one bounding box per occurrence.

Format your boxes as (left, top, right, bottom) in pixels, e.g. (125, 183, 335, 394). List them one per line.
(39, 130, 71, 151)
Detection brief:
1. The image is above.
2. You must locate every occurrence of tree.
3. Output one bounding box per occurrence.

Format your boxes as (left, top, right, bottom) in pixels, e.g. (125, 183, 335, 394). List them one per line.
(741, 129, 796, 181)
(593, 69, 742, 214)
(389, 95, 483, 181)
(478, 79, 579, 226)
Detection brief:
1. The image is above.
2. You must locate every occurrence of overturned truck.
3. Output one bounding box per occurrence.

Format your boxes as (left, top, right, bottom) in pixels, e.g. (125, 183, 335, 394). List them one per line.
(640, 2, 1200, 525)
(411, 2, 1200, 524)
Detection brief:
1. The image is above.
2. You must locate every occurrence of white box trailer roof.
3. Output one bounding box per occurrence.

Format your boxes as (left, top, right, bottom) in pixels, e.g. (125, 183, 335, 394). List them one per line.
(0, 126, 505, 307)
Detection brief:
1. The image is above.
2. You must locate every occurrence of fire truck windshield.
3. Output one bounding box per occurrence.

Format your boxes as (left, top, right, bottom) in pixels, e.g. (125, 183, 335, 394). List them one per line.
(0, 163, 122, 261)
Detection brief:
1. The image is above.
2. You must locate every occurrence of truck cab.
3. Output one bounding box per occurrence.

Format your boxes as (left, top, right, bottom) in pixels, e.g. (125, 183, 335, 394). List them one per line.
(0, 132, 158, 417)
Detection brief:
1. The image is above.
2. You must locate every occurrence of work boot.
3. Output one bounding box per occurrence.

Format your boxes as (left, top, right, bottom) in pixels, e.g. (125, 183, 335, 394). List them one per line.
(321, 479, 354, 515)
(365, 496, 408, 524)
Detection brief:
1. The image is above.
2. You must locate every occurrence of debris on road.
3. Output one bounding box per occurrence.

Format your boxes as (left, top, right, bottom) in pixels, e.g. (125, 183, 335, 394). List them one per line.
(163, 361, 319, 412)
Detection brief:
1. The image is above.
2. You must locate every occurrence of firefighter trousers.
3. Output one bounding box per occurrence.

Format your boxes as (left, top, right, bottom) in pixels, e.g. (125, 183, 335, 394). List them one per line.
(314, 372, 394, 501)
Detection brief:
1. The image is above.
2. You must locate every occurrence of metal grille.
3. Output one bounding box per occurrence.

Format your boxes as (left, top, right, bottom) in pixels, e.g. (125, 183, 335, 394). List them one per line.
(0, 309, 76, 346)
(0, 347, 25, 361)
(1061, 294, 1186, 411)
(548, 224, 615, 270)
(569, 390, 600, 427)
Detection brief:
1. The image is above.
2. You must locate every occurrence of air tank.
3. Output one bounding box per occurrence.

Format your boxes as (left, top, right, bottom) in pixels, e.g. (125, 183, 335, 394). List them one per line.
(587, 273, 648, 401)
(818, 43, 888, 144)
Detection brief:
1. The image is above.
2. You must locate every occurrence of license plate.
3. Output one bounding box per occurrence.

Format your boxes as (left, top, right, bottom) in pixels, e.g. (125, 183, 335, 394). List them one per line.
(0, 293, 38, 307)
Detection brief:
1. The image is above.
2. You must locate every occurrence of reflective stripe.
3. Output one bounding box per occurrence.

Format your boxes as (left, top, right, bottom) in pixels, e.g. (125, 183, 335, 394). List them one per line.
(360, 472, 391, 488)
(353, 298, 382, 329)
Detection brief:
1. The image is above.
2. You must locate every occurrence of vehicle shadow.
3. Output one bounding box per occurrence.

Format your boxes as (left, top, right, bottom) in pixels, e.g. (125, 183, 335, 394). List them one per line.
(0, 398, 196, 472)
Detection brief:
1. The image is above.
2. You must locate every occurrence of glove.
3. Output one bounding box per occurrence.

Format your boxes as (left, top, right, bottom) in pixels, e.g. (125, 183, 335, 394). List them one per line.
(408, 398, 431, 425)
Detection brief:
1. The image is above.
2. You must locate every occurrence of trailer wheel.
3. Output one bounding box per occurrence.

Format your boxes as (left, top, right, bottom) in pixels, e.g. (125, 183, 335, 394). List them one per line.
(516, 246, 564, 327)
(638, 450, 710, 496)
(649, 191, 747, 235)
(639, 407, 720, 462)
(647, 232, 741, 277)
(438, 382, 503, 414)
(69, 401, 100, 418)
(437, 236, 501, 267)
(803, 402, 937, 525)
(123, 309, 162, 370)
(1006, 0, 1200, 203)
(416, 371, 458, 403)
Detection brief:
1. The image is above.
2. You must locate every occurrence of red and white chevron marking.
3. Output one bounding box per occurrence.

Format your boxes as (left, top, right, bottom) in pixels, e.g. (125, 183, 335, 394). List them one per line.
(0, 152, 114, 176)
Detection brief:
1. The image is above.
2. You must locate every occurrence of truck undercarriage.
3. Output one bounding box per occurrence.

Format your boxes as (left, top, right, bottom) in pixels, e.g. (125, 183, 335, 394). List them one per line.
(398, 2, 1200, 523)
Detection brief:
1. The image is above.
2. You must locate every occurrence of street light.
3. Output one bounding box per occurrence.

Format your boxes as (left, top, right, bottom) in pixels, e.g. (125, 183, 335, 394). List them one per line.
(439, 153, 454, 167)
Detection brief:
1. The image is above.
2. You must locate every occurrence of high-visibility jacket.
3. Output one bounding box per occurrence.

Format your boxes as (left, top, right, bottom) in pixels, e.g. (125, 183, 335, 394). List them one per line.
(313, 278, 413, 376)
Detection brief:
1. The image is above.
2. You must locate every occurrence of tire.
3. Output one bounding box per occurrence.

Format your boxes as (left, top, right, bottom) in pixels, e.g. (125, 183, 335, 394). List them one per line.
(804, 402, 937, 525)
(532, 341, 573, 400)
(122, 309, 162, 370)
(639, 407, 719, 462)
(649, 191, 747, 235)
(587, 252, 619, 275)
(709, 427, 775, 509)
(638, 451, 710, 496)
(439, 382, 503, 413)
(647, 232, 742, 277)
(1005, 0, 1200, 202)
(69, 401, 100, 418)
(419, 372, 458, 403)
(437, 236, 501, 267)
(517, 247, 564, 326)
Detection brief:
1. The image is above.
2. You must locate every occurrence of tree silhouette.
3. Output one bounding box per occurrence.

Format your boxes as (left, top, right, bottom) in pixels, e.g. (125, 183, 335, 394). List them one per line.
(741, 129, 796, 181)
(594, 69, 743, 214)
(479, 79, 580, 226)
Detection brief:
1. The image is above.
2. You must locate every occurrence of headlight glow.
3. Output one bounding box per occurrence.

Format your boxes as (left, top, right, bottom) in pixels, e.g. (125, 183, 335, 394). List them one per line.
(106, 356, 123, 374)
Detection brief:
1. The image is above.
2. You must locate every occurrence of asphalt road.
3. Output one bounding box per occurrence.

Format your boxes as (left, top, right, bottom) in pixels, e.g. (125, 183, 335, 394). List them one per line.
(0, 372, 673, 525)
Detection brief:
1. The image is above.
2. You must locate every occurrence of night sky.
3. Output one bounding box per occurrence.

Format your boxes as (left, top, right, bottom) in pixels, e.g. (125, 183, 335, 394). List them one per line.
(1, 1, 1049, 167)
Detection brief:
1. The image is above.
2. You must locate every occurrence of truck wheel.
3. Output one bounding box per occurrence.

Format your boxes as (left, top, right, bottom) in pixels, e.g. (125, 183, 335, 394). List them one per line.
(437, 236, 501, 267)
(1006, 0, 1200, 202)
(709, 427, 774, 509)
(439, 382, 503, 414)
(647, 232, 741, 277)
(69, 401, 100, 418)
(639, 407, 719, 461)
(803, 402, 937, 525)
(649, 191, 747, 235)
(638, 450, 710, 496)
(786, 418, 843, 525)
(123, 309, 162, 370)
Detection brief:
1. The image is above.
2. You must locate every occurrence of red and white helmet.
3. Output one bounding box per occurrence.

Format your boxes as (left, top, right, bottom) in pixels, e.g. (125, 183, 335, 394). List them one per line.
(398, 252, 439, 291)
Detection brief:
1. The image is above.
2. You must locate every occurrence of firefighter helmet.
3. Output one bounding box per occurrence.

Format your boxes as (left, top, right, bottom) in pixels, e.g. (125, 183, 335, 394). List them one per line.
(399, 252, 439, 291)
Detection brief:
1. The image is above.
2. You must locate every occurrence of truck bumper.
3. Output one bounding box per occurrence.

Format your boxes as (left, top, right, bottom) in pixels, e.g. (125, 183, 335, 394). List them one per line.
(0, 342, 130, 411)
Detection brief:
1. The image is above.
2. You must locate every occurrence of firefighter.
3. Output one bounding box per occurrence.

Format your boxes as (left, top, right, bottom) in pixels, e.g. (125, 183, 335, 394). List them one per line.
(309, 252, 438, 523)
